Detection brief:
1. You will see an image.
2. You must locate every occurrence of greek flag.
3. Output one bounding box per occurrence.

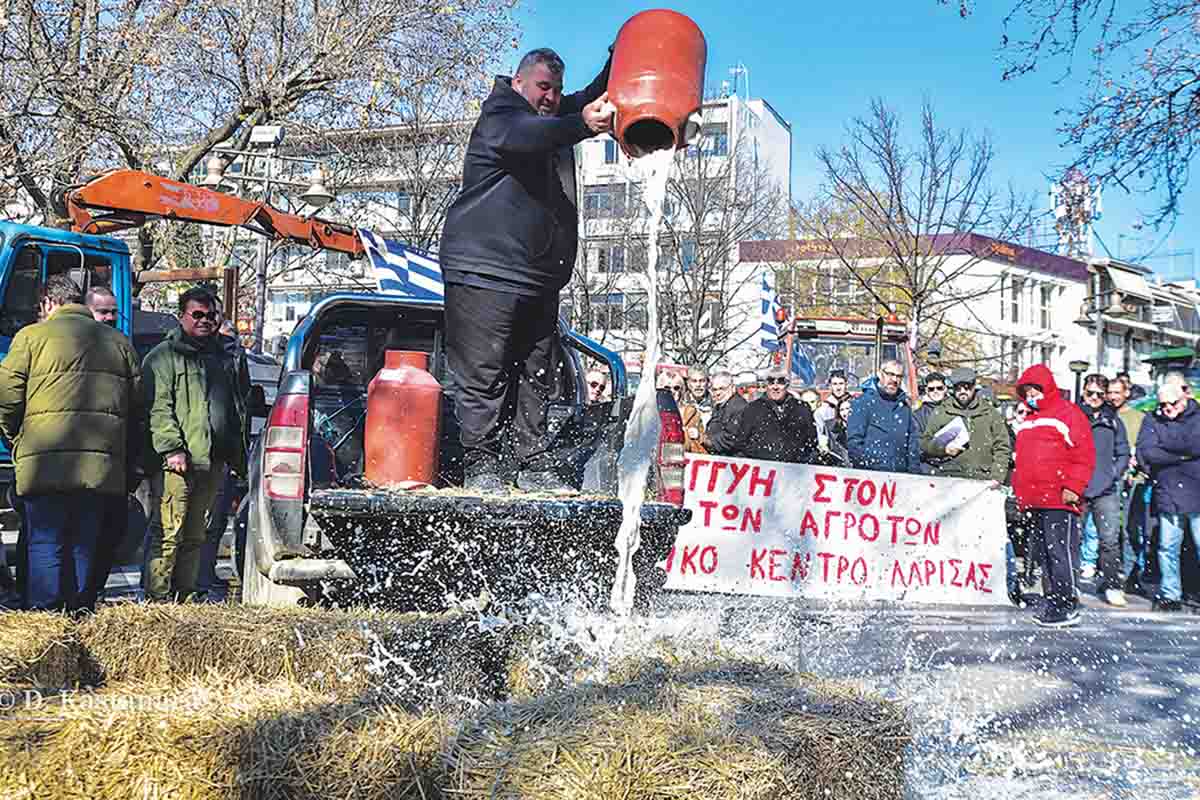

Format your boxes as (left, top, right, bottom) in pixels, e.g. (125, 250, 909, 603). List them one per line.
(760, 270, 782, 351)
(358, 229, 444, 301)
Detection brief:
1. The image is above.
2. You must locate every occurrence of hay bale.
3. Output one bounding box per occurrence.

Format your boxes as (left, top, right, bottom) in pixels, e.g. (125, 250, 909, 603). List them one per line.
(79, 603, 513, 710)
(450, 657, 911, 800)
(0, 678, 449, 800)
(0, 611, 84, 690)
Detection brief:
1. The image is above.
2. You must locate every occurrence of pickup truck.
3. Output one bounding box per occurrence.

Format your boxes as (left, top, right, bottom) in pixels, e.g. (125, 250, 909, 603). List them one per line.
(240, 292, 691, 611)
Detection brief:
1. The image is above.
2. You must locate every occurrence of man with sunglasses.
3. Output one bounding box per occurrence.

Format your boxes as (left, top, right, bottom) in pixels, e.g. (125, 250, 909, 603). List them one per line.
(585, 369, 608, 405)
(142, 287, 250, 602)
(1074, 374, 1130, 607)
(1136, 379, 1200, 612)
(725, 367, 818, 464)
(847, 359, 921, 475)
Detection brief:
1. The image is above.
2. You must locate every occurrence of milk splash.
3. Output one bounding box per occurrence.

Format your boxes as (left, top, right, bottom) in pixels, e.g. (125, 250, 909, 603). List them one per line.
(609, 146, 675, 616)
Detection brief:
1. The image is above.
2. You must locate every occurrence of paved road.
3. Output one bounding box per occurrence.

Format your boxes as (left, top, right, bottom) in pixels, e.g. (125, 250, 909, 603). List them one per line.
(655, 591, 1200, 798)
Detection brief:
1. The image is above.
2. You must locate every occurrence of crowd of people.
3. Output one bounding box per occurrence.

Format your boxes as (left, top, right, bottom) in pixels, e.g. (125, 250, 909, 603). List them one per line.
(0, 280, 250, 613)
(587, 357, 1200, 627)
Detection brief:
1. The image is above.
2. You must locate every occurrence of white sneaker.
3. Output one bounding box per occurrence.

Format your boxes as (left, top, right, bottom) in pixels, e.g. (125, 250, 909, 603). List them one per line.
(1080, 564, 1097, 580)
(1105, 588, 1128, 607)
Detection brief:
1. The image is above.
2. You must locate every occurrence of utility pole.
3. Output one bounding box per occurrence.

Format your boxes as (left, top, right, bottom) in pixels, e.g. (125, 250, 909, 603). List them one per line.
(252, 149, 275, 355)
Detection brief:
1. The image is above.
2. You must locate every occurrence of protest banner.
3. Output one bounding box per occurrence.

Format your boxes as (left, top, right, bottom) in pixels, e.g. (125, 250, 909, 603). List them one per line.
(662, 455, 1010, 606)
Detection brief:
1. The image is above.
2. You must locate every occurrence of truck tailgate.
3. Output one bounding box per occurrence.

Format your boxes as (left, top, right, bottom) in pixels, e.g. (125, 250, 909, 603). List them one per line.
(307, 488, 691, 610)
(309, 488, 691, 529)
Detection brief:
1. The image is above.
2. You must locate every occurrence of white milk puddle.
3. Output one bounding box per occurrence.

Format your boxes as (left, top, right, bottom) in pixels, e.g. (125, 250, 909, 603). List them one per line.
(609, 146, 674, 615)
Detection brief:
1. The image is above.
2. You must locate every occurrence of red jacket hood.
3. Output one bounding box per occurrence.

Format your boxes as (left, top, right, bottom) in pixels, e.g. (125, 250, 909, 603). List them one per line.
(1016, 364, 1063, 410)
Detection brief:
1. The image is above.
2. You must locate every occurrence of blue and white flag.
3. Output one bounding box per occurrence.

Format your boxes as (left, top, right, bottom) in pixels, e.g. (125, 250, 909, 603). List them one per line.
(791, 344, 816, 385)
(358, 229, 444, 301)
(760, 269, 782, 352)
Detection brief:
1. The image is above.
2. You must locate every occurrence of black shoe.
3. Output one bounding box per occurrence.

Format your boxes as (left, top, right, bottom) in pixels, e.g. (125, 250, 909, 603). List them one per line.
(1152, 598, 1184, 612)
(515, 471, 577, 495)
(464, 472, 506, 494)
(1123, 573, 1144, 596)
(1008, 587, 1026, 608)
(1032, 608, 1081, 628)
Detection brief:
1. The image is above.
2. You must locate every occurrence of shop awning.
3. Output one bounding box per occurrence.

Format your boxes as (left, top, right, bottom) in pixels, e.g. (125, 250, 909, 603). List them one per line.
(1104, 264, 1154, 301)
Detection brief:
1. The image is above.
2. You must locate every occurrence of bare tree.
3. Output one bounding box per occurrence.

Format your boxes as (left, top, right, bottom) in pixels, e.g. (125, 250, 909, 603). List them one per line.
(950, 0, 1199, 226)
(0, 0, 516, 260)
(570, 129, 789, 368)
(791, 98, 1037, 363)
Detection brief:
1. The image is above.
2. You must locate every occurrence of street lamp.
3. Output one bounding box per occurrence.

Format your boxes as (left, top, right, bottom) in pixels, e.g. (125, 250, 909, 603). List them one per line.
(1068, 359, 1090, 403)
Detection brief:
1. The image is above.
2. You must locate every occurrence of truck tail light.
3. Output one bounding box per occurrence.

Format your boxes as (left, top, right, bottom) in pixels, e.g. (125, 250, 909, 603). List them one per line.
(657, 407, 686, 506)
(263, 392, 309, 500)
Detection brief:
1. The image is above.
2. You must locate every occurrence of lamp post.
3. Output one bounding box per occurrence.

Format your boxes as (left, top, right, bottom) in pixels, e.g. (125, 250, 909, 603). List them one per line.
(1068, 359, 1090, 403)
(201, 129, 336, 353)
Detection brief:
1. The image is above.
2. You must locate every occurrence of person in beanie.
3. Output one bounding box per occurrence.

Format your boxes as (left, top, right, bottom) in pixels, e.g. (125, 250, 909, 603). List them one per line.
(0, 276, 143, 611)
(1076, 374, 1130, 606)
(847, 359, 921, 474)
(439, 46, 615, 494)
(921, 367, 1019, 603)
(921, 367, 1011, 481)
(142, 287, 249, 602)
(726, 367, 819, 463)
(1136, 381, 1200, 612)
(1011, 364, 1096, 627)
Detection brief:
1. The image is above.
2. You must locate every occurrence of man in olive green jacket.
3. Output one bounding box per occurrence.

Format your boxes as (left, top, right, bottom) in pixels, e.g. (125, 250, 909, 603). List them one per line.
(143, 286, 249, 601)
(920, 367, 1012, 483)
(0, 275, 143, 611)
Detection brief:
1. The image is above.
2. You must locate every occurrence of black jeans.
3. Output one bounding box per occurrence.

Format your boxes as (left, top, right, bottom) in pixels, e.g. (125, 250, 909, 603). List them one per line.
(443, 283, 564, 478)
(1029, 508, 1080, 617)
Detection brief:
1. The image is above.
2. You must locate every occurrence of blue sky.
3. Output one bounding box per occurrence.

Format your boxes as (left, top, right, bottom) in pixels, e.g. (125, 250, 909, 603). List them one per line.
(514, 1, 1196, 278)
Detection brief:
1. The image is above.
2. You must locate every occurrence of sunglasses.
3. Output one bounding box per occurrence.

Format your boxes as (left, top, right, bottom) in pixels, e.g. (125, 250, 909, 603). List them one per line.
(1084, 389, 1105, 398)
(766, 378, 788, 385)
(189, 310, 219, 321)
(588, 381, 605, 388)
(926, 385, 945, 393)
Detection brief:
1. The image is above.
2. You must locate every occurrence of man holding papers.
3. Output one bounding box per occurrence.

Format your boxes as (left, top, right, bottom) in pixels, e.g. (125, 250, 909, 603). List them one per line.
(921, 367, 1011, 482)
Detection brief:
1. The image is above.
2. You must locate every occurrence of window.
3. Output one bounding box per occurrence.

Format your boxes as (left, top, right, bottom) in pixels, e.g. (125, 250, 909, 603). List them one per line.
(624, 292, 649, 330)
(0, 246, 41, 338)
(1041, 343, 1054, 364)
(396, 191, 412, 216)
(1011, 338, 1024, 374)
(583, 184, 625, 218)
(680, 239, 697, 272)
(591, 293, 625, 330)
(603, 139, 618, 164)
(999, 274, 1007, 322)
(1040, 285, 1053, 329)
(595, 244, 625, 273)
(699, 295, 722, 330)
(1010, 277, 1023, 325)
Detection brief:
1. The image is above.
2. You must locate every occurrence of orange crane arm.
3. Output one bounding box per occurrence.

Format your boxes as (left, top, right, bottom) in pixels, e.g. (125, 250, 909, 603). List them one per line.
(65, 169, 365, 257)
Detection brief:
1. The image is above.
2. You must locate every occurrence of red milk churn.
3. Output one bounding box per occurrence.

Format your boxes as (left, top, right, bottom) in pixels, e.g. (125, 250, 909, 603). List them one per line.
(364, 350, 441, 488)
(608, 9, 708, 158)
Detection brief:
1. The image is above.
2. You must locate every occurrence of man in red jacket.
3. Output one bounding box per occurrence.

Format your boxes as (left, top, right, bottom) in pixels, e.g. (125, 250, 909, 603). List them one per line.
(1012, 364, 1096, 628)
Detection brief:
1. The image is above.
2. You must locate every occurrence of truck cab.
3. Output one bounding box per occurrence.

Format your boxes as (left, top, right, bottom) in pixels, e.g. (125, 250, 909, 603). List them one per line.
(0, 221, 134, 574)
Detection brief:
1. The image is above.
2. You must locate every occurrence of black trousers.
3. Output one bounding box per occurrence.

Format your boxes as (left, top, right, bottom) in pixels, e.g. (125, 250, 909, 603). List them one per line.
(1029, 508, 1079, 616)
(443, 282, 564, 478)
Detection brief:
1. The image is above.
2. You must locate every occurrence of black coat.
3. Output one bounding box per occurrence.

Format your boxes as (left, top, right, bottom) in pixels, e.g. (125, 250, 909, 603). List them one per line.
(440, 64, 609, 295)
(727, 395, 819, 464)
(1137, 399, 1200, 515)
(704, 394, 748, 456)
(1079, 401, 1130, 498)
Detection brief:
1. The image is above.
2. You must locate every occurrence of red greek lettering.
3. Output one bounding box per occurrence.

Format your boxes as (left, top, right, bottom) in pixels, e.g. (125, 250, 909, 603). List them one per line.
(727, 462, 751, 493)
(817, 551, 836, 581)
(856, 479, 877, 506)
(977, 563, 993, 593)
(698, 500, 719, 526)
(842, 512, 858, 540)
(791, 552, 811, 581)
(924, 521, 941, 546)
(879, 480, 897, 509)
(680, 545, 700, 574)
(800, 510, 819, 537)
(768, 549, 788, 582)
(699, 546, 718, 574)
(859, 513, 880, 542)
(741, 507, 762, 534)
(813, 473, 837, 503)
(748, 466, 776, 497)
(849, 556, 868, 585)
(748, 548, 768, 579)
(823, 510, 842, 539)
(842, 478, 860, 503)
(887, 515, 905, 544)
(687, 459, 711, 492)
